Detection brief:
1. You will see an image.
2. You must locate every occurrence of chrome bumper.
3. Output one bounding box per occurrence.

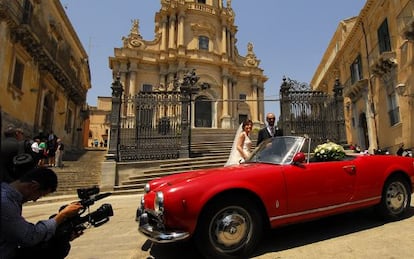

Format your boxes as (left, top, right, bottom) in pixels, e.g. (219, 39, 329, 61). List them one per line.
(137, 212, 190, 243)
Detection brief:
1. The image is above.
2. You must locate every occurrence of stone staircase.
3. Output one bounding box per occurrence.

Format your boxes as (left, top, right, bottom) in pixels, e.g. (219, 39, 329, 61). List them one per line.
(52, 128, 257, 196)
(50, 148, 106, 196)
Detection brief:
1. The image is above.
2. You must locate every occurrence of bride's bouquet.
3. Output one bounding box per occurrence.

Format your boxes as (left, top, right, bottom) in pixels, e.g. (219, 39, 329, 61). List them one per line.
(314, 142, 345, 161)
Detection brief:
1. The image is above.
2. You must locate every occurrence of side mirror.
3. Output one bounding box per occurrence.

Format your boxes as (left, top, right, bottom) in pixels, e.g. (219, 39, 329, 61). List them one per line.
(293, 152, 306, 164)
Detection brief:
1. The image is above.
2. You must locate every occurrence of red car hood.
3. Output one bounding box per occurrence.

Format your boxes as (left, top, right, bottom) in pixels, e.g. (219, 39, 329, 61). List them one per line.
(148, 163, 269, 191)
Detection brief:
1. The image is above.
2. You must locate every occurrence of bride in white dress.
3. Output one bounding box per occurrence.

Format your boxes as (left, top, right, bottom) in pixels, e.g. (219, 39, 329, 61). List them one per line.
(225, 120, 253, 166)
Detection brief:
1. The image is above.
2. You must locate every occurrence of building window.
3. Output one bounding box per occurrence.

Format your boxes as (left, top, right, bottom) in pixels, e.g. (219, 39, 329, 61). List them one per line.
(197, 0, 206, 3)
(388, 93, 400, 126)
(11, 58, 25, 90)
(199, 36, 209, 50)
(239, 114, 248, 124)
(350, 55, 363, 84)
(142, 84, 153, 92)
(239, 94, 246, 101)
(378, 18, 391, 53)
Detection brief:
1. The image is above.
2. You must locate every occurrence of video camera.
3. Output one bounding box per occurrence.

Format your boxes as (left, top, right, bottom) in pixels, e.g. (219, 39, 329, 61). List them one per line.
(54, 186, 114, 240)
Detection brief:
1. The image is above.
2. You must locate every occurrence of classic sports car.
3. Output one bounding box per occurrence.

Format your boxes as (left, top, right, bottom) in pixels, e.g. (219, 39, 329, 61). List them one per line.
(136, 136, 414, 259)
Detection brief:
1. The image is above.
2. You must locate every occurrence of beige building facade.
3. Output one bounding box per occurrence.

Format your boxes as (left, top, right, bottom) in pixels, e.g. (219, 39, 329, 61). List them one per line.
(108, 0, 267, 130)
(87, 97, 111, 148)
(311, 0, 414, 154)
(0, 0, 91, 149)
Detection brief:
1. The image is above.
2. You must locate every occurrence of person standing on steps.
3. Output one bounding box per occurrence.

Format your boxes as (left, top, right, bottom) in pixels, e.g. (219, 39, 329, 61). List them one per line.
(55, 139, 64, 168)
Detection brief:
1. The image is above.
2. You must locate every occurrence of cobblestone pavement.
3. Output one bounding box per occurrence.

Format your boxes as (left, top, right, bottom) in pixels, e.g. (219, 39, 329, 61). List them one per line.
(23, 194, 414, 259)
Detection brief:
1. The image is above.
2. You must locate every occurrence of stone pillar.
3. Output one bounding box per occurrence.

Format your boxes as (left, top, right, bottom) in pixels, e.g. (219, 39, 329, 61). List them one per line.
(226, 30, 231, 56)
(168, 15, 176, 49)
(221, 26, 227, 55)
(127, 65, 137, 117)
(221, 75, 231, 128)
(177, 13, 185, 47)
(230, 32, 235, 60)
(364, 90, 378, 153)
(252, 83, 258, 122)
(333, 79, 346, 144)
(161, 18, 168, 51)
(106, 77, 123, 161)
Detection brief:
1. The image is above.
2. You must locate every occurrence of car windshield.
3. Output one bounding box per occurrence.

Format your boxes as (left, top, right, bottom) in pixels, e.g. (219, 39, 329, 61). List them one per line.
(246, 136, 306, 165)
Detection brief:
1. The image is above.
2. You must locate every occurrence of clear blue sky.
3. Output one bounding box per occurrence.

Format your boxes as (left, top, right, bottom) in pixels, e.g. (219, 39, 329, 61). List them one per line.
(62, 0, 366, 116)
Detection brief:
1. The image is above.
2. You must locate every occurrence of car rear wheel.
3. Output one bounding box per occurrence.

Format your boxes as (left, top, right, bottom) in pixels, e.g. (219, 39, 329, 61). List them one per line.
(195, 197, 263, 259)
(378, 176, 411, 220)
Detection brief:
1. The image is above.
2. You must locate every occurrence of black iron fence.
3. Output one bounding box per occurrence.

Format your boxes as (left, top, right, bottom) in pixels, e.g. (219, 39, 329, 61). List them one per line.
(279, 77, 346, 149)
(118, 91, 182, 161)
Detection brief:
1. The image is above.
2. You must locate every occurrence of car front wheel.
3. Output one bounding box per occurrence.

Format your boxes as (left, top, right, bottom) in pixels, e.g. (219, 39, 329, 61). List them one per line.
(378, 176, 411, 220)
(195, 197, 263, 259)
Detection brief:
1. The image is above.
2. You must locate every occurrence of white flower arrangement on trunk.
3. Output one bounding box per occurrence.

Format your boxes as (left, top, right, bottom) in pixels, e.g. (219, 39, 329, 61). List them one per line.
(314, 142, 346, 161)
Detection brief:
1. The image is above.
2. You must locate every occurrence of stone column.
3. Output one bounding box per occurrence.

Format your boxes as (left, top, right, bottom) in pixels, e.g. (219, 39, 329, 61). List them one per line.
(168, 15, 176, 49)
(221, 75, 231, 128)
(177, 13, 185, 47)
(252, 83, 258, 122)
(127, 68, 137, 128)
(364, 90, 378, 153)
(106, 77, 123, 161)
(221, 26, 227, 55)
(161, 18, 168, 51)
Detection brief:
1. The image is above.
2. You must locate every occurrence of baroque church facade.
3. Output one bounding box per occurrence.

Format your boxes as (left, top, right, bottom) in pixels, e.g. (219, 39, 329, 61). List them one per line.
(108, 0, 267, 130)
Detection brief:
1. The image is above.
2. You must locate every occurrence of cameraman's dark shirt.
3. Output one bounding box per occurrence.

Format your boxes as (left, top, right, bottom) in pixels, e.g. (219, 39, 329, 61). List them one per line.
(0, 182, 57, 259)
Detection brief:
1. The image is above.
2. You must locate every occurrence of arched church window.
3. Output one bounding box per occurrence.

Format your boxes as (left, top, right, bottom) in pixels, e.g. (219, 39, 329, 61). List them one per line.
(199, 36, 209, 50)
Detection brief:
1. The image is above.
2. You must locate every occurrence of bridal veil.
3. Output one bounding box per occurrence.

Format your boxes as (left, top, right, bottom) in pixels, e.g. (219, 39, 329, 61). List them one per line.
(224, 123, 243, 166)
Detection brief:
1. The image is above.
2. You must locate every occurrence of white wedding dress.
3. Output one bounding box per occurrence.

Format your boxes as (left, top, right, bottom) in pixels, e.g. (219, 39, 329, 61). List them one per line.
(225, 124, 252, 166)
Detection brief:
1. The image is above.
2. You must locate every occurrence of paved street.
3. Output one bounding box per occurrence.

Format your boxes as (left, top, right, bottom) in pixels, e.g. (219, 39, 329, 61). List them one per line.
(23, 194, 414, 259)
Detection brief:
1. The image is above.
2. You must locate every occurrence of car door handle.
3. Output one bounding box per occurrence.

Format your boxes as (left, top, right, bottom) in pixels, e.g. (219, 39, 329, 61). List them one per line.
(343, 165, 356, 175)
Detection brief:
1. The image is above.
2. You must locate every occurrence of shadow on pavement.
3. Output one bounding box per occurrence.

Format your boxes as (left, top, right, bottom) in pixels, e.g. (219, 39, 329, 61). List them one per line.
(144, 207, 414, 259)
(252, 206, 414, 257)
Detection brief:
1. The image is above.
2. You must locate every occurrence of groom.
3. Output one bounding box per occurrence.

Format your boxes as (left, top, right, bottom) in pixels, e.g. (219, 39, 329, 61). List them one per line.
(257, 112, 283, 145)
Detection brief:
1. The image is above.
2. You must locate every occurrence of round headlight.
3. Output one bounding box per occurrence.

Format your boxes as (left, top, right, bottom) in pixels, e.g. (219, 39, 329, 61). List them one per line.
(144, 183, 150, 194)
(154, 191, 164, 214)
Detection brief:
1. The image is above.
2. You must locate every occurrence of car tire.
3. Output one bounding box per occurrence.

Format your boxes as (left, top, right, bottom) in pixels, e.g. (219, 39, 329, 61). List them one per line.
(194, 196, 263, 259)
(377, 175, 411, 220)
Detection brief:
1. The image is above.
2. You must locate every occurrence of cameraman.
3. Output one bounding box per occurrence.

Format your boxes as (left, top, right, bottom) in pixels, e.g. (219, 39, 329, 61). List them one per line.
(1, 167, 83, 259)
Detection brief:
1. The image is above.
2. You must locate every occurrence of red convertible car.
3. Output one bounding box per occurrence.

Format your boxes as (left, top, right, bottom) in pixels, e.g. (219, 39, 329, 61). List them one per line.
(136, 136, 414, 259)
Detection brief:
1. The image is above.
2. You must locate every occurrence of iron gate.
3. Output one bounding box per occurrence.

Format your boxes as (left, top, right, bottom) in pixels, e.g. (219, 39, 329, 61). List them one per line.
(279, 77, 346, 148)
(118, 91, 182, 161)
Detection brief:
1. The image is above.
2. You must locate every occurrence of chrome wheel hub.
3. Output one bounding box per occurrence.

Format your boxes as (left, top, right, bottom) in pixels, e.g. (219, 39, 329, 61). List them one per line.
(386, 182, 407, 213)
(210, 207, 251, 252)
